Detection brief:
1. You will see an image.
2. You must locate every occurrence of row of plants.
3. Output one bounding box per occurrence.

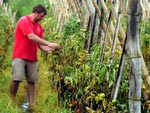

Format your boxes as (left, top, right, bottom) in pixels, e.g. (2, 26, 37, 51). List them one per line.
(41, 7, 150, 111)
(42, 15, 132, 112)
(0, 2, 15, 71)
(0, 3, 21, 109)
(1, 0, 150, 112)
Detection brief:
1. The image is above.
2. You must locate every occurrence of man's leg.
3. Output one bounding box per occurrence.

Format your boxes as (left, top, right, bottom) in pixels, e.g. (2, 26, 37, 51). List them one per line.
(10, 81, 20, 101)
(11, 58, 25, 101)
(26, 60, 38, 108)
(27, 81, 35, 107)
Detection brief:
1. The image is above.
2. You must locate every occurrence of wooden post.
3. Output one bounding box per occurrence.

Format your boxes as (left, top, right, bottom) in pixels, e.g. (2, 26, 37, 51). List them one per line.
(128, 0, 141, 112)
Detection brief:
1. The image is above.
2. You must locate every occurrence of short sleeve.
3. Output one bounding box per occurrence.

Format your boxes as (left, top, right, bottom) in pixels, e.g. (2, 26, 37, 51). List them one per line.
(18, 17, 33, 36)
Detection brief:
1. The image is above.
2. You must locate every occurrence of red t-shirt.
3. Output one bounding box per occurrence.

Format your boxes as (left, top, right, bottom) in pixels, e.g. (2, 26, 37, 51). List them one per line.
(12, 16, 44, 61)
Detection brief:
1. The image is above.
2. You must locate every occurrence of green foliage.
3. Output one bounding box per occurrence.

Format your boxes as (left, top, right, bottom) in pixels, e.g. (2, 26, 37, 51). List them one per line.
(44, 16, 129, 112)
(41, 6, 57, 41)
(140, 20, 150, 69)
(0, 62, 71, 113)
(0, 3, 14, 71)
(0, 95, 21, 113)
(61, 17, 81, 41)
(0, 69, 22, 113)
(140, 20, 150, 45)
(1, 0, 150, 112)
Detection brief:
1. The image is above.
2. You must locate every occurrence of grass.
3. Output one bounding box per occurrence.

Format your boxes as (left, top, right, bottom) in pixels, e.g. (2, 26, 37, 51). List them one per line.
(0, 68, 22, 113)
(33, 56, 71, 113)
(0, 52, 70, 113)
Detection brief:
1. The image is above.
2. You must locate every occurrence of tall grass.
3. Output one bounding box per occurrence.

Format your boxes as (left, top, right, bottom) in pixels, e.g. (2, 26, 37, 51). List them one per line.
(0, 68, 22, 113)
(0, 54, 70, 113)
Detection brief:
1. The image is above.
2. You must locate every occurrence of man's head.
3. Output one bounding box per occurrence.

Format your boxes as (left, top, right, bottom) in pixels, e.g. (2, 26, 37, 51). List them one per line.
(32, 4, 47, 23)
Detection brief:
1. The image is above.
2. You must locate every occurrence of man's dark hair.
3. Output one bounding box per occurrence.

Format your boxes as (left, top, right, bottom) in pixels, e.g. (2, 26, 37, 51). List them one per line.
(32, 4, 47, 15)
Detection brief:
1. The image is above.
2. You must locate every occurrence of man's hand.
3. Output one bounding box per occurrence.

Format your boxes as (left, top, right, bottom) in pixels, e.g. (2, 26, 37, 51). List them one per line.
(27, 33, 61, 49)
(47, 42, 60, 49)
(47, 47, 55, 54)
(39, 42, 61, 54)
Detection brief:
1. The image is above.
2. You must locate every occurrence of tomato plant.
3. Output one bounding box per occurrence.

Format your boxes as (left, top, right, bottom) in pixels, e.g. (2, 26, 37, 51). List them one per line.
(42, 11, 150, 112)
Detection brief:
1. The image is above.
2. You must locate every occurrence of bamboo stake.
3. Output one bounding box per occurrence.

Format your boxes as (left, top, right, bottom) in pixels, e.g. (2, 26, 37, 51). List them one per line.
(111, 28, 128, 100)
(59, 14, 65, 32)
(52, 1, 58, 19)
(58, 0, 63, 11)
(97, 11, 104, 44)
(120, 0, 127, 15)
(92, 0, 112, 46)
(82, 1, 93, 50)
(101, 0, 125, 43)
(109, 7, 122, 65)
(110, 1, 126, 40)
(128, 0, 141, 112)
(85, 0, 93, 16)
(68, 0, 79, 18)
(99, 9, 112, 62)
(99, 0, 117, 46)
(84, 15, 91, 50)
(67, 0, 75, 12)
(97, 1, 104, 44)
(88, 0, 98, 53)
(62, 0, 69, 23)
(74, 0, 84, 21)
(81, 0, 90, 28)
(57, 12, 62, 30)
(140, 0, 150, 21)
(85, 0, 95, 47)
(86, 0, 95, 14)
(57, 0, 66, 31)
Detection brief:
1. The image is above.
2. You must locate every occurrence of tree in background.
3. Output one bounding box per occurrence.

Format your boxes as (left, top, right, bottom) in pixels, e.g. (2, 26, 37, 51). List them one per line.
(7, 0, 48, 21)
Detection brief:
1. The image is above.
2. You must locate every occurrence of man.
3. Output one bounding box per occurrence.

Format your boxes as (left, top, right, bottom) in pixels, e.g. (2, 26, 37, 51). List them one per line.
(10, 4, 59, 108)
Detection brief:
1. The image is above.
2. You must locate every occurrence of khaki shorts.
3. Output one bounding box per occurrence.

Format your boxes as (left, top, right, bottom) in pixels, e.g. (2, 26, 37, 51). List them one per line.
(12, 58, 38, 82)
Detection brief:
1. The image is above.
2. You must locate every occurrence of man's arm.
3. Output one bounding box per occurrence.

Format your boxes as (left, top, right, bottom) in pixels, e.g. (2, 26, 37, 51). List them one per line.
(27, 33, 59, 48)
(38, 45, 54, 53)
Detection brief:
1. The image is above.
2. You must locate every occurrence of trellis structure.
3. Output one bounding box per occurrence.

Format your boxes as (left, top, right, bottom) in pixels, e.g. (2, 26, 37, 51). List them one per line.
(49, 0, 150, 86)
(49, 0, 150, 33)
(48, 0, 150, 112)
